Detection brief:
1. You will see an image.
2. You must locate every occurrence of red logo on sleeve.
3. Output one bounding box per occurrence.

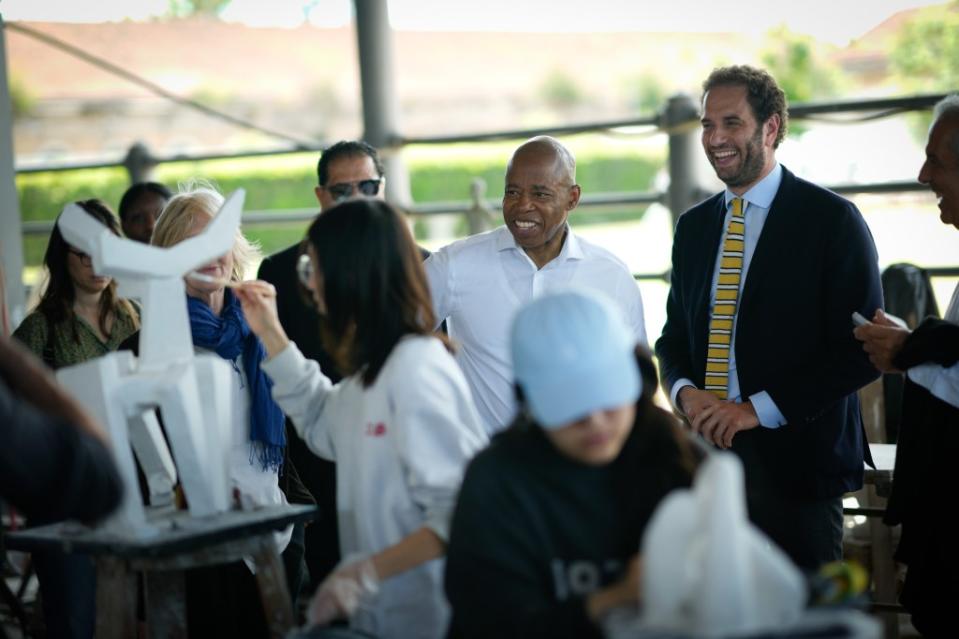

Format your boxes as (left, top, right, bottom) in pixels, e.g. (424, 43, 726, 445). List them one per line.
(366, 422, 388, 437)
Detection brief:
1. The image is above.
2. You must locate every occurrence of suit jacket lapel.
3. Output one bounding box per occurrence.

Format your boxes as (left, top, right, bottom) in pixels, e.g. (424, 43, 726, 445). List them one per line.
(740, 168, 794, 306)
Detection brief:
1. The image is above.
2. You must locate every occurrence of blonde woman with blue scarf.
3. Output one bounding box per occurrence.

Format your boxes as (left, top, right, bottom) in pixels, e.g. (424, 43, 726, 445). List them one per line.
(150, 186, 294, 635)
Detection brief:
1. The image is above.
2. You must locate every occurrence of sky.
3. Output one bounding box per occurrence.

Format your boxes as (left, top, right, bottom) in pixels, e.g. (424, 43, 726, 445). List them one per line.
(0, 0, 949, 45)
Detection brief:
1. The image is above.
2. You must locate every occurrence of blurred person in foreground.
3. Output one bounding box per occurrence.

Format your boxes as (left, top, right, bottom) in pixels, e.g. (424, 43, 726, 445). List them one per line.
(117, 181, 172, 243)
(257, 140, 391, 589)
(425, 135, 647, 436)
(444, 289, 696, 639)
(854, 94, 959, 636)
(2, 260, 121, 523)
(655, 65, 883, 571)
(12, 199, 139, 639)
(2, 284, 122, 636)
(1, 335, 122, 526)
(237, 198, 487, 639)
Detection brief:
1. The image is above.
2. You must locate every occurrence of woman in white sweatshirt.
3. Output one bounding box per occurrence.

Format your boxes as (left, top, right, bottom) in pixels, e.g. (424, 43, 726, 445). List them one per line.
(236, 198, 487, 639)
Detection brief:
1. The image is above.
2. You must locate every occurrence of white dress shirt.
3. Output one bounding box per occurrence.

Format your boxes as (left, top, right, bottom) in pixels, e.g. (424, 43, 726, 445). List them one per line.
(425, 225, 647, 435)
(670, 163, 788, 428)
(907, 283, 959, 408)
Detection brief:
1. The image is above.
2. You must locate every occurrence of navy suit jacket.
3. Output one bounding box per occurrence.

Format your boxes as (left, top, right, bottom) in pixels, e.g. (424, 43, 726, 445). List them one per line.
(655, 166, 883, 499)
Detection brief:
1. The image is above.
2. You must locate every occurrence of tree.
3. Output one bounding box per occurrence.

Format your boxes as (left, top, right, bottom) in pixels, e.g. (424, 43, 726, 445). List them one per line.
(538, 69, 583, 111)
(8, 75, 36, 119)
(167, 0, 233, 17)
(890, 1, 959, 140)
(627, 72, 667, 115)
(890, 1, 959, 92)
(761, 26, 843, 137)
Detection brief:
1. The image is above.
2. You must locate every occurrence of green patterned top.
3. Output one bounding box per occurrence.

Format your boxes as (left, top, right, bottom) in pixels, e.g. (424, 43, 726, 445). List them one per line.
(13, 306, 139, 369)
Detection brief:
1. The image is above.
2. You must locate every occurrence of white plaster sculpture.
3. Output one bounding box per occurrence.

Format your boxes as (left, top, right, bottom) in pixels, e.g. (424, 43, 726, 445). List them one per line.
(53, 191, 246, 537)
(639, 452, 806, 636)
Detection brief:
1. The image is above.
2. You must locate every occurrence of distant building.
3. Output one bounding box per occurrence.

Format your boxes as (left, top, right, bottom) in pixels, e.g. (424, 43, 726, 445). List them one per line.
(7, 18, 760, 165)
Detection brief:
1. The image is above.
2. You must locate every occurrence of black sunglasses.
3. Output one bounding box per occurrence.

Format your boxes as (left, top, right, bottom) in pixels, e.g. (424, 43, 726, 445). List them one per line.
(325, 178, 384, 202)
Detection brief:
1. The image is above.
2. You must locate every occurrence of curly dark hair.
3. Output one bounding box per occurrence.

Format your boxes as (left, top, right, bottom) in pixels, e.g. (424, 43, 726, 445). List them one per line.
(703, 65, 789, 148)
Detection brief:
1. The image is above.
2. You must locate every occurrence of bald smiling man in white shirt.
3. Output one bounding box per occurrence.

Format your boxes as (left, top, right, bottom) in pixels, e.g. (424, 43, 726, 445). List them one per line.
(425, 136, 647, 436)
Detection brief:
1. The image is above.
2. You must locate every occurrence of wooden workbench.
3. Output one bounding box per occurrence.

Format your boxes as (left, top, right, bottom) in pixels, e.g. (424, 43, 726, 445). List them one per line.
(6, 504, 317, 639)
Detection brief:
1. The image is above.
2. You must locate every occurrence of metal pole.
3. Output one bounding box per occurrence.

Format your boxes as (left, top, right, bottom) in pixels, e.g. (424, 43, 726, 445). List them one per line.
(465, 178, 495, 236)
(122, 142, 158, 184)
(0, 15, 26, 327)
(664, 93, 705, 232)
(353, 0, 412, 207)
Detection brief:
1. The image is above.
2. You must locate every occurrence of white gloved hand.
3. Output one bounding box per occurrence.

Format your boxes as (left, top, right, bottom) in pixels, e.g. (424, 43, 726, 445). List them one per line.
(308, 556, 380, 625)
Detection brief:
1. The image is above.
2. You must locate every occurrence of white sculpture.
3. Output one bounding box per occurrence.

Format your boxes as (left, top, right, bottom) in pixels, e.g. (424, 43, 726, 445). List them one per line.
(53, 191, 247, 537)
(639, 452, 806, 636)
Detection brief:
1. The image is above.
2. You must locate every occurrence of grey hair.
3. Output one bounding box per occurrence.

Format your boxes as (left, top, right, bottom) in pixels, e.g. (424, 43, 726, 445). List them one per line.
(933, 94, 959, 122)
(932, 94, 959, 156)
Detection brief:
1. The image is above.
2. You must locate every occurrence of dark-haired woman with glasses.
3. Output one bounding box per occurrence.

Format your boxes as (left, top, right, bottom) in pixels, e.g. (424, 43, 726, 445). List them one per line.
(12, 198, 139, 639)
(236, 198, 487, 639)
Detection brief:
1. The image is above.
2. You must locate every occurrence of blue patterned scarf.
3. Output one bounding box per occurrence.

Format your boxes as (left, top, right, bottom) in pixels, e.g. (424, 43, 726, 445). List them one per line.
(187, 289, 285, 472)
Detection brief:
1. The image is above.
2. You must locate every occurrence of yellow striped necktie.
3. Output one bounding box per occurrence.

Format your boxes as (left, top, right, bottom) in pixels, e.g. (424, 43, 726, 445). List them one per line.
(705, 197, 745, 399)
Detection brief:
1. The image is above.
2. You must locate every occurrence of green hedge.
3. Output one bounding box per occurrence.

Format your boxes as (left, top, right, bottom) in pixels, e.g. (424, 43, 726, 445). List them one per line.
(17, 146, 663, 266)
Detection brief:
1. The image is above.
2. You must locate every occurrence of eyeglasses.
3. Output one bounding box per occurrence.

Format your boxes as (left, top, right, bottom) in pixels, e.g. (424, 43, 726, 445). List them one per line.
(296, 252, 314, 289)
(324, 178, 384, 202)
(67, 247, 92, 266)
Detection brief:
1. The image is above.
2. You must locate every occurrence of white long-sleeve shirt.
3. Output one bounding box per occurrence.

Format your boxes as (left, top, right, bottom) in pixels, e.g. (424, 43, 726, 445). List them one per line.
(262, 335, 487, 639)
(425, 225, 647, 435)
(907, 283, 959, 408)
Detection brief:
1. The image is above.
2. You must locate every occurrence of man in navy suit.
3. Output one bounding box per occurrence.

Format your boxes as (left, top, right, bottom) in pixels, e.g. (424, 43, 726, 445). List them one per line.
(655, 65, 883, 570)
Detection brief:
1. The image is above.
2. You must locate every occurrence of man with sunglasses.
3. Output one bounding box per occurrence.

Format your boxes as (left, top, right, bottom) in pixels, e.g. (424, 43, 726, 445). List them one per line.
(312, 141, 387, 210)
(257, 140, 424, 594)
(262, 140, 389, 383)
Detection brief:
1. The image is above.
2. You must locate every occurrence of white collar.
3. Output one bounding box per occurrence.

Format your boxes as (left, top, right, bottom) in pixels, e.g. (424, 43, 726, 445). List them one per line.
(495, 224, 583, 263)
(724, 161, 782, 210)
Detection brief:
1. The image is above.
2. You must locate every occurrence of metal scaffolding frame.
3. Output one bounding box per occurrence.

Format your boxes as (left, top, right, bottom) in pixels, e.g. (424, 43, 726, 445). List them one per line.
(1, 5, 955, 322)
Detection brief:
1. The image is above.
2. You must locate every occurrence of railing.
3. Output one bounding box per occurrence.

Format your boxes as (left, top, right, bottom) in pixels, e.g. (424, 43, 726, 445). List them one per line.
(15, 92, 956, 285)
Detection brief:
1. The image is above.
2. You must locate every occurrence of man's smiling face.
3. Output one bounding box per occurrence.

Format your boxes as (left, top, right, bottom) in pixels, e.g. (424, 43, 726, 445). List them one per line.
(502, 142, 580, 267)
(701, 83, 779, 195)
(919, 114, 959, 230)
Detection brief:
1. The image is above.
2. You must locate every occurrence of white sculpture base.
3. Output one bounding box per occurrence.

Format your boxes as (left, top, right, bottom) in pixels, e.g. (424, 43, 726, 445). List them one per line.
(57, 344, 234, 538)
